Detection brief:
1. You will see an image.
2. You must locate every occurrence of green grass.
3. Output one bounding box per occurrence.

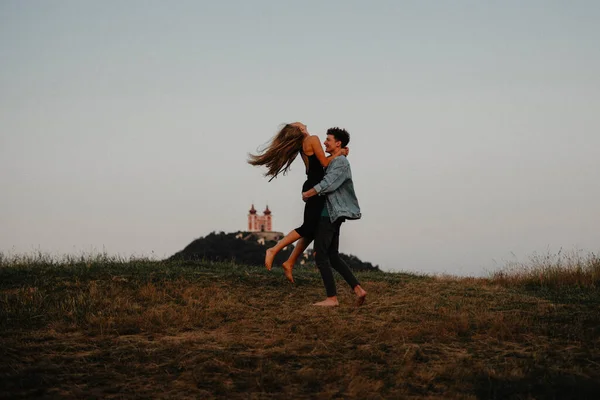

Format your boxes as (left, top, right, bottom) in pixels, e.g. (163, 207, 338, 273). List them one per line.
(1, 252, 599, 399)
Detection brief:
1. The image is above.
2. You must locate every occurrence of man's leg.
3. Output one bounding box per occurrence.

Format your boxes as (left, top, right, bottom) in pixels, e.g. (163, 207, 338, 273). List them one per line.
(328, 219, 368, 306)
(313, 217, 338, 306)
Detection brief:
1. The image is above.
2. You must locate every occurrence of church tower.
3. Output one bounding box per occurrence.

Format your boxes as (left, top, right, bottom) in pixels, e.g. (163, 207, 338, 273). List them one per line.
(248, 204, 257, 231)
(263, 205, 272, 231)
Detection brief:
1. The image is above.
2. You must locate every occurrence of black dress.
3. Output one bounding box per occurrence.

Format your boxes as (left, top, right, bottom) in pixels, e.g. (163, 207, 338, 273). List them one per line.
(294, 153, 326, 241)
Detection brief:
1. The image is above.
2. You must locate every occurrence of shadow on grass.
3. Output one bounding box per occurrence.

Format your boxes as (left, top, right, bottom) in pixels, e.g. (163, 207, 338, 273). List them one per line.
(518, 285, 600, 307)
(474, 372, 600, 400)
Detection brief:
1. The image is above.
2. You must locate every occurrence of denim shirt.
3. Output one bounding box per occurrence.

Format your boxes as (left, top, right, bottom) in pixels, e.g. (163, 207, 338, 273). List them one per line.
(313, 156, 361, 223)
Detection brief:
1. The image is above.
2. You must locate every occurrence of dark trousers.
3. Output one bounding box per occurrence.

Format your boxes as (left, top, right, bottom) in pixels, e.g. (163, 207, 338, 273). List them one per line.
(314, 216, 360, 297)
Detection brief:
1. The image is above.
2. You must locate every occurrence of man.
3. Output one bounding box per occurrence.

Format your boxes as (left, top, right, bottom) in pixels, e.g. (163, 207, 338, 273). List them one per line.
(302, 127, 367, 307)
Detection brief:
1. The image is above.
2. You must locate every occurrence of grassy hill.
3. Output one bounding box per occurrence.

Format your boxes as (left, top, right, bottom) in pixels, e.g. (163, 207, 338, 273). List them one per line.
(169, 231, 380, 271)
(1, 253, 599, 399)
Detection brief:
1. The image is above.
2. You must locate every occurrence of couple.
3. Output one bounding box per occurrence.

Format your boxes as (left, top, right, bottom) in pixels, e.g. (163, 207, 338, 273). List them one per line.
(248, 123, 367, 307)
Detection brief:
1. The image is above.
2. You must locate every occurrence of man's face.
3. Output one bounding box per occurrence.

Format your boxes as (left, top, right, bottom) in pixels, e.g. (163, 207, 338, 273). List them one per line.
(323, 134, 341, 154)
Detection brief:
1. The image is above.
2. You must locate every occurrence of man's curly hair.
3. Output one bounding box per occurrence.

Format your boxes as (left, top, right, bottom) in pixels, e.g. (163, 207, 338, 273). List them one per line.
(326, 127, 350, 148)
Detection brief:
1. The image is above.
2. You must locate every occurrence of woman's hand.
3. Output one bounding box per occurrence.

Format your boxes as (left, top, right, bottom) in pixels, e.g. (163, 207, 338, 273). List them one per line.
(332, 147, 349, 157)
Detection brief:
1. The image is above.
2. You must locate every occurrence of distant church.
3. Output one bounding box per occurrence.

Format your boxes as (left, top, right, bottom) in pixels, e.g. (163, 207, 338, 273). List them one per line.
(241, 204, 310, 262)
(248, 204, 272, 232)
(243, 204, 284, 243)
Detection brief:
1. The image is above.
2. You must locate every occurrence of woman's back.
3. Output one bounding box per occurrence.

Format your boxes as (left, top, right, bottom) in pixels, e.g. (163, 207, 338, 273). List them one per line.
(302, 135, 325, 184)
(305, 153, 325, 184)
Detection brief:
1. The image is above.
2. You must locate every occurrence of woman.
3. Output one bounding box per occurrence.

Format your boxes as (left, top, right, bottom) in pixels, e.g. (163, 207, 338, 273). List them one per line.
(248, 122, 345, 283)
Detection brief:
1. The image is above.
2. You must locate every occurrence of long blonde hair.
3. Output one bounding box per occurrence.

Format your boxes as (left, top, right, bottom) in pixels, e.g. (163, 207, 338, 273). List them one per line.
(248, 123, 306, 181)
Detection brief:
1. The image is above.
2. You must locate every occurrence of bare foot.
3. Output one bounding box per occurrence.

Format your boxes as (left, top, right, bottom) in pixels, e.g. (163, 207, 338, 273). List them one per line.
(282, 260, 295, 283)
(313, 298, 339, 307)
(265, 248, 275, 271)
(354, 285, 367, 307)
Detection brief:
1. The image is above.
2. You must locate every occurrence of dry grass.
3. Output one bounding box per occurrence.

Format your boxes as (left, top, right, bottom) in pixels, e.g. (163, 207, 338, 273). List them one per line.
(491, 249, 600, 289)
(1, 254, 599, 399)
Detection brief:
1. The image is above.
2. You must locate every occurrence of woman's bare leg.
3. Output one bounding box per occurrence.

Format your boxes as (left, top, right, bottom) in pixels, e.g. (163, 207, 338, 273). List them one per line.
(282, 237, 311, 283)
(265, 230, 301, 270)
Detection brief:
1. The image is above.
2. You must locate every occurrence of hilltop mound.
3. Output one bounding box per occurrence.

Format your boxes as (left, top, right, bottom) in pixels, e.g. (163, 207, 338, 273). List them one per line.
(169, 231, 380, 271)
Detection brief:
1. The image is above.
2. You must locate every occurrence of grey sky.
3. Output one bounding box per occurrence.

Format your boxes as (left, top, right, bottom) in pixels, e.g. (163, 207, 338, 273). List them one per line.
(1, 0, 599, 275)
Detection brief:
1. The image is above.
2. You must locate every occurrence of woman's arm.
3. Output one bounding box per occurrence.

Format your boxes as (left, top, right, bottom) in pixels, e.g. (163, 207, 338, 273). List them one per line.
(308, 136, 339, 167)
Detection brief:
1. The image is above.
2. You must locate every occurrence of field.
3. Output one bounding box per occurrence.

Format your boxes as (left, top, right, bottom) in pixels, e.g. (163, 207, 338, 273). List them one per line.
(1, 253, 599, 399)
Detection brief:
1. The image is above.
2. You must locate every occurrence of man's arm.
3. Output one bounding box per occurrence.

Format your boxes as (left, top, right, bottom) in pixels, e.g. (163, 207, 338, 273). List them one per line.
(302, 187, 318, 201)
(302, 158, 349, 201)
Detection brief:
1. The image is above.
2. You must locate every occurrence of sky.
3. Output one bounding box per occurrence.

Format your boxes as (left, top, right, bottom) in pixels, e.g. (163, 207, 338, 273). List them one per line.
(1, 0, 599, 276)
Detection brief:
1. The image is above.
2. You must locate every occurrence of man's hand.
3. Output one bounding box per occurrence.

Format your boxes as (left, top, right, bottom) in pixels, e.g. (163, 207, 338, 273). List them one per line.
(302, 188, 318, 202)
(341, 147, 350, 156)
